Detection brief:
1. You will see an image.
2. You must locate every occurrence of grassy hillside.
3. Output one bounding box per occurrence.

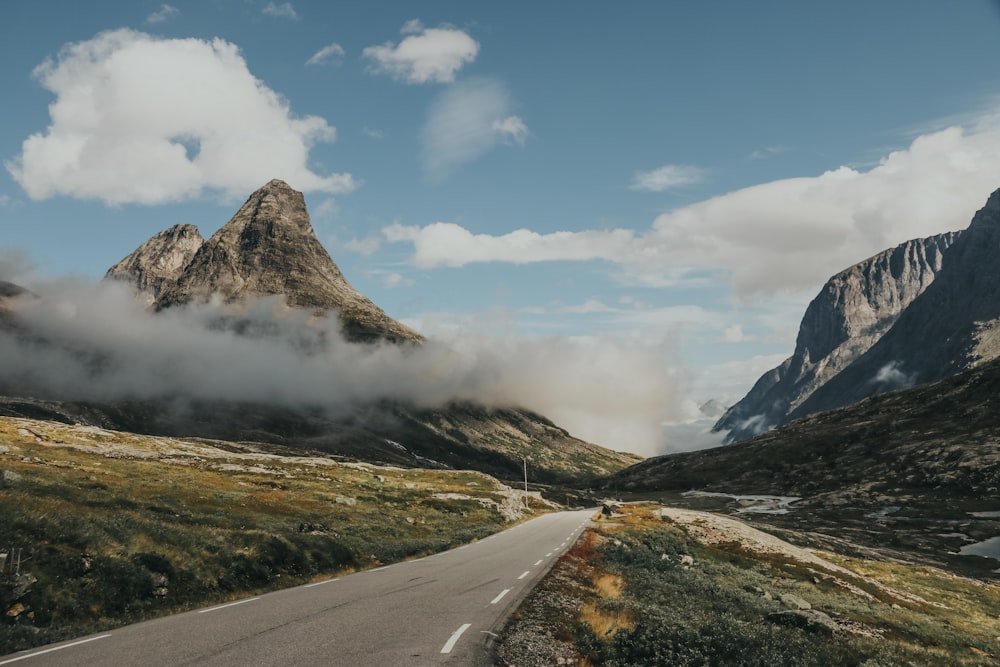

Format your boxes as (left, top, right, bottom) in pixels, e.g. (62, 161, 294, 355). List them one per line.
(0, 416, 541, 654)
(498, 505, 1000, 666)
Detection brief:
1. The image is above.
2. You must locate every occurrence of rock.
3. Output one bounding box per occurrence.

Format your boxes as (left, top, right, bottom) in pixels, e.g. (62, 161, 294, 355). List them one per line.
(105, 224, 204, 302)
(152, 179, 424, 345)
(767, 609, 839, 636)
(5, 603, 26, 618)
(2, 469, 21, 483)
(679, 554, 695, 568)
(10, 573, 37, 599)
(778, 593, 811, 610)
(334, 496, 356, 506)
(716, 231, 958, 442)
(795, 189, 1000, 420)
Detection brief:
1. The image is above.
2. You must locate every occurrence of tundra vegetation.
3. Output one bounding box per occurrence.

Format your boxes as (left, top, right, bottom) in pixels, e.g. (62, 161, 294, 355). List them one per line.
(497, 505, 1000, 667)
(0, 417, 537, 654)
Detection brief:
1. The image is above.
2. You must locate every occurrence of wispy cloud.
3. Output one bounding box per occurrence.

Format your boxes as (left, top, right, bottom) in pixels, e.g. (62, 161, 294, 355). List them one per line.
(343, 236, 381, 256)
(389, 117, 1000, 297)
(748, 145, 788, 160)
(6, 29, 356, 205)
(419, 79, 528, 180)
(363, 127, 384, 139)
(145, 4, 179, 24)
(629, 164, 705, 192)
(306, 43, 345, 66)
(262, 2, 298, 20)
(363, 21, 478, 84)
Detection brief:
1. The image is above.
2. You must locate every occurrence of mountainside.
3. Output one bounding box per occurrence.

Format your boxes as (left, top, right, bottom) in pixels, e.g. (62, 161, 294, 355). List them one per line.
(605, 353, 1000, 500)
(152, 179, 423, 345)
(793, 188, 1000, 419)
(715, 231, 958, 442)
(105, 224, 204, 303)
(0, 396, 639, 484)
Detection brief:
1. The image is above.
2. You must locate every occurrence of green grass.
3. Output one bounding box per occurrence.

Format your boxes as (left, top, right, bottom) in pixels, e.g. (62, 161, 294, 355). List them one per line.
(498, 505, 1000, 666)
(0, 417, 539, 654)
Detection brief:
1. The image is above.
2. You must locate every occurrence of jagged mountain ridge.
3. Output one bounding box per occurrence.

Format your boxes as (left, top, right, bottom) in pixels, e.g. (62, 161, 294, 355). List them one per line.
(105, 224, 204, 303)
(792, 188, 1000, 420)
(117, 179, 422, 345)
(715, 231, 958, 442)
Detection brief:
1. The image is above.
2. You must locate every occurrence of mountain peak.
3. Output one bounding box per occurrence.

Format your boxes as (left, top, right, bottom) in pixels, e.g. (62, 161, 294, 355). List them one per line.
(114, 180, 422, 344)
(105, 224, 205, 302)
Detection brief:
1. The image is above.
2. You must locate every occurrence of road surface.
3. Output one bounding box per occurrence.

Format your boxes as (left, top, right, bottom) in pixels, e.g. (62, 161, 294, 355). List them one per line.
(0, 509, 594, 666)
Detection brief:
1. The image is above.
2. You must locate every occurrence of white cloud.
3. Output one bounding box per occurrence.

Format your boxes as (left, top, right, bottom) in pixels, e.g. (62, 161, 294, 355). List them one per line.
(262, 2, 298, 20)
(363, 126, 384, 139)
(719, 324, 747, 342)
(562, 299, 613, 314)
(312, 197, 338, 221)
(7, 29, 356, 206)
(363, 22, 478, 84)
(306, 43, 345, 66)
(389, 119, 1000, 297)
(382, 272, 414, 289)
(145, 4, 179, 24)
(383, 221, 635, 268)
(420, 79, 529, 180)
(343, 236, 381, 256)
(492, 115, 528, 145)
(629, 164, 705, 192)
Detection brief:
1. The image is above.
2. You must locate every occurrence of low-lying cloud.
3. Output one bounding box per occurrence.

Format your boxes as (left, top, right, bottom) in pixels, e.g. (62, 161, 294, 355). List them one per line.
(7, 29, 355, 205)
(0, 279, 685, 456)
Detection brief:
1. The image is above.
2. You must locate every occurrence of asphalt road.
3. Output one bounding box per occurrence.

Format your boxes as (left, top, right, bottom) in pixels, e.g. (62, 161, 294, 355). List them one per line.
(0, 509, 595, 666)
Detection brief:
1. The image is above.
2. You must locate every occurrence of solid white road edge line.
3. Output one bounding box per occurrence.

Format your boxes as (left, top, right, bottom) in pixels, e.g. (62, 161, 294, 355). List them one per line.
(490, 589, 511, 604)
(0, 635, 112, 665)
(441, 623, 472, 654)
(517, 571, 530, 580)
(198, 597, 260, 614)
(304, 578, 339, 588)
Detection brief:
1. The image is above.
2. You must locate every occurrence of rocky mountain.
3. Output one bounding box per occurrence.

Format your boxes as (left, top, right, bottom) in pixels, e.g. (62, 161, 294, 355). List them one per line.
(105, 224, 204, 303)
(791, 188, 1000, 420)
(715, 231, 958, 442)
(146, 179, 423, 345)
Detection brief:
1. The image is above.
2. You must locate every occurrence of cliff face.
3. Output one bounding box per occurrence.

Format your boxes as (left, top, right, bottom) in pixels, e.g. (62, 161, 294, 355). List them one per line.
(105, 224, 204, 303)
(792, 188, 1000, 420)
(716, 231, 959, 442)
(116, 179, 423, 345)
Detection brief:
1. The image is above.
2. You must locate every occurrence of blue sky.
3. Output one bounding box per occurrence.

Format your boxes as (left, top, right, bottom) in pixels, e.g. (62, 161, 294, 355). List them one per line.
(2, 1, 1000, 452)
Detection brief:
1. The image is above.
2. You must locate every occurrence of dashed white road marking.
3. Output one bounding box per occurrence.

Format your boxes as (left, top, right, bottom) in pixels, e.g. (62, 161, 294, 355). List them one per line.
(490, 589, 511, 604)
(198, 598, 260, 614)
(545, 552, 553, 558)
(0, 635, 112, 665)
(304, 578, 339, 588)
(534, 559, 543, 566)
(369, 566, 389, 572)
(441, 623, 472, 654)
(517, 571, 530, 580)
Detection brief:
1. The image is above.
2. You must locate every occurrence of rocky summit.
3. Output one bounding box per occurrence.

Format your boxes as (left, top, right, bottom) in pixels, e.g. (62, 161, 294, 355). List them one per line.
(141, 179, 423, 345)
(105, 224, 205, 303)
(715, 231, 958, 442)
(792, 188, 1000, 420)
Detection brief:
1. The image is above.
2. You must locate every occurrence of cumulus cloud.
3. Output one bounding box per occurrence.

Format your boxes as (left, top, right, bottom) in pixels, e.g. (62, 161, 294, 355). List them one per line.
(6, 29, 356, 205)
(145, 4, 179, 24)
(0, 279, 684, 456)
(262, 2, 298, 20)
(363, 21, 478, 84)
(389, 120, 1000, 296)
(629, 164, 705, 192)
(306, 43, 345, 66)
(492, 116, 528, 145)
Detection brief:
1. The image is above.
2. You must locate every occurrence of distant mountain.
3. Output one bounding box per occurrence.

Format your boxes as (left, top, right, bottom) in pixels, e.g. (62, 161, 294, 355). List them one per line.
(141, 179, 423, 345)
(105, 224, 204, 303)
(715, 231, 958, 442)
(604, 352, 1000, 501)
(792, 188, 1000, 420)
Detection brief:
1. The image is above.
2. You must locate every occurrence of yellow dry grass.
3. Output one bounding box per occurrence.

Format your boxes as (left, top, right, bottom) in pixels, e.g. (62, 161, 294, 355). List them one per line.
(581, 601, 635, 638)
(592, 572, 624, 599)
